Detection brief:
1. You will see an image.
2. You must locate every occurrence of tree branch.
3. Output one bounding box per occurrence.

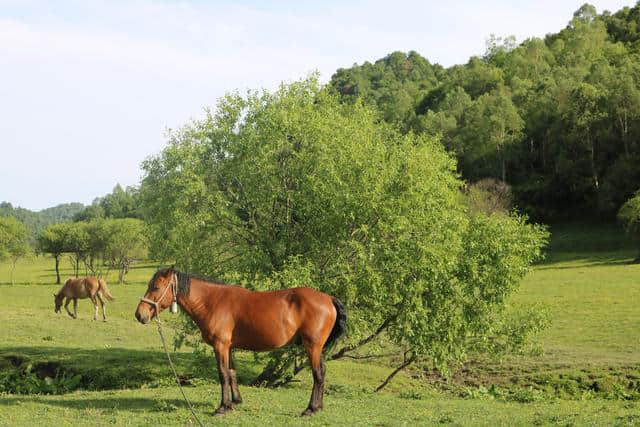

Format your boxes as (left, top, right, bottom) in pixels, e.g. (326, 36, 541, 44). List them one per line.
(330, 315, 396, 360)
(374, 353, 416, 392)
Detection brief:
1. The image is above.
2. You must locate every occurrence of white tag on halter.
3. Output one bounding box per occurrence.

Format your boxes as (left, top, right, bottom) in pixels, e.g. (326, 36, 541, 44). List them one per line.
(170, 301, 178, 314)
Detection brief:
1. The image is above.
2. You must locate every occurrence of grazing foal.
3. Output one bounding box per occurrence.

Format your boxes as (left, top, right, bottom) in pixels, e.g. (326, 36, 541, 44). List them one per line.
(135, 268, 347, 416)
(54, 277, 114, 321)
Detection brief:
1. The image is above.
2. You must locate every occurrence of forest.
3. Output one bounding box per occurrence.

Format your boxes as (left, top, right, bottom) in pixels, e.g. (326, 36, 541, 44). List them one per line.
(330, 3, 640, 221)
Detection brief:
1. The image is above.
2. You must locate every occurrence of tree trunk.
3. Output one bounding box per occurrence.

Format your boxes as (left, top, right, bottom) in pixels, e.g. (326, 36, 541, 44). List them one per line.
(55, 255, 61, 284)
(588, 132, 599, 191)
(11, 258, 17, 285)
(529, 138, 534, 173)
(622, 110, 629, 157)
(118, 264, 125, 284)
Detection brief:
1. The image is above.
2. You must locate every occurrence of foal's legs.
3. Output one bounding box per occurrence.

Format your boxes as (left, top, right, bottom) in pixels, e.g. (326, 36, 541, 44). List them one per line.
(213, 341, 233, 415)
(228, 349, 242, 404)
(73, 298, 78, 319)
(97, 293, 107, 321)
(302, 339, 325, 416)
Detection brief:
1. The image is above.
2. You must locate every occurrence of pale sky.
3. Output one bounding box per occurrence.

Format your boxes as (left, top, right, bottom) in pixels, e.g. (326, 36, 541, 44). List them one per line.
(0, 0, 634, 210)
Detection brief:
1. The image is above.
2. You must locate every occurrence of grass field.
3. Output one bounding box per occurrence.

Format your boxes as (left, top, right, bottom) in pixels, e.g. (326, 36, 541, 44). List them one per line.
(1, 224, 640, 426)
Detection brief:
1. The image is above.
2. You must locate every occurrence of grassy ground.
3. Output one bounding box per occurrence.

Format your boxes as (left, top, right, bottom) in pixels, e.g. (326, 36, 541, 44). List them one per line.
(1, 224, 640, 425)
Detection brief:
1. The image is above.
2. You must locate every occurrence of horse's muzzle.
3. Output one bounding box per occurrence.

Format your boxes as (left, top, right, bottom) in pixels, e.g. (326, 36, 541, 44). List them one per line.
(135, 310, 150, 324)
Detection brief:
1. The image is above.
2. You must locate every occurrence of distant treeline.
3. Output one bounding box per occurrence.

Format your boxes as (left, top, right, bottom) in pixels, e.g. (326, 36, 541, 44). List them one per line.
(329, 3, 640, 221)
(0, 184, 141, 240)
(0, 202, 84, 241)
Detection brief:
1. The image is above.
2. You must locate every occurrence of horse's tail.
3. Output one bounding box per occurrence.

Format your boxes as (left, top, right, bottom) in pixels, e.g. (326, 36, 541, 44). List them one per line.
(99, 279, 115, 301)
(325, 297, 347, 350)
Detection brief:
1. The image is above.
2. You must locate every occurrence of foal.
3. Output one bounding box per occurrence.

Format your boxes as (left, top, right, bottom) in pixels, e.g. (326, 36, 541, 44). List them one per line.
(54, 277, 114, 321)
(135, 268, 347, 416)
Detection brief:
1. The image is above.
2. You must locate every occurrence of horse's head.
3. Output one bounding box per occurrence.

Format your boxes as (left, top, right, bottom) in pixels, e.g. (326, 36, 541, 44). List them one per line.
(135, 267, 177, 324)
(53, 292, 64, 313)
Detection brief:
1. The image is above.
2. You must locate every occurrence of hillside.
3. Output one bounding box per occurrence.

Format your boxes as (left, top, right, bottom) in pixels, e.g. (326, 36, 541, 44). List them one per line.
(330, 3, 640, 222)
(0, 201, 84, 240)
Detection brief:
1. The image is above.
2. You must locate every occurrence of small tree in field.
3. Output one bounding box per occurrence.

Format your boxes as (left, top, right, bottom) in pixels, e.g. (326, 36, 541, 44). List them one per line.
(0, 216, 31, 284)
(618, 189, 640, 263)
(65, 222, 89, 277)
(140, 76, 548, 388)
(102, 218, 147, 283)
(37, 223, 73, 284)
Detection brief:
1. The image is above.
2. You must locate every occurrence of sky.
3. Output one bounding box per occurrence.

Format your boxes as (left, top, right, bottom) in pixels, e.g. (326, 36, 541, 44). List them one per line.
(0, 0, 635, 210)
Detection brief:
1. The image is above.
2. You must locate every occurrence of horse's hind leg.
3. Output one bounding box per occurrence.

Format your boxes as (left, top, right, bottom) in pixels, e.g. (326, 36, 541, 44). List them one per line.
(301, 339, 325, 416)
(97, 293, 107, 321)
(228, 349, 242, 404)
(73, 298, 78, 319)
(213, 341, 233, 415)
(90, 296, 98, 321)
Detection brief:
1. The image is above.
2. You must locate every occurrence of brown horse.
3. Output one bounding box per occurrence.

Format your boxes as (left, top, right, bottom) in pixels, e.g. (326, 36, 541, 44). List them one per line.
(135, 268, 346, 416)
(54, 277, 114, 321)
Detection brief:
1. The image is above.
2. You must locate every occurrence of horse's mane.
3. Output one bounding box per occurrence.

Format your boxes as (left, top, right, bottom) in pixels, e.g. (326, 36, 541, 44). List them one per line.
(153, 267, 227, 296)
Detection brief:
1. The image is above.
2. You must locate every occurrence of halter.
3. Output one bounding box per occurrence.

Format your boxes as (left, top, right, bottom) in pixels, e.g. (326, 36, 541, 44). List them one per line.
(139, 272, 179, 316)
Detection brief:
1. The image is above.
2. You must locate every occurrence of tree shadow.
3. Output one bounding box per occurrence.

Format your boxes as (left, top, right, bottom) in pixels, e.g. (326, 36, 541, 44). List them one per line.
(0, 395, 211, 412)
(537, 252, 638, 270)
(0, 345, 259, 391)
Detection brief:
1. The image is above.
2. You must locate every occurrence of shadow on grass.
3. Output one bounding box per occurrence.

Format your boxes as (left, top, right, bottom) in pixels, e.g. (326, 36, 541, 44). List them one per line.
(0, 395, 213, 412)
(537, 253, 637, 270)
(0, 346, 260, 392)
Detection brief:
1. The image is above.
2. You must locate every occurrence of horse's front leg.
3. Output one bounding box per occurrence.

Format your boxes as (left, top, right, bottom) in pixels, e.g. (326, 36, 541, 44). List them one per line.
(64, 297, 74, 318)
(213, 341, 233, 415)
(229, 348, 242, 404)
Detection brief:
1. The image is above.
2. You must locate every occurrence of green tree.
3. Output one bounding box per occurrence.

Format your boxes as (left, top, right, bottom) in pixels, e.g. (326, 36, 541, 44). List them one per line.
(563, 82, 606, 192)
(141, 76, 548, 388)
(618, 189, 640, 262)
(65, 222, 90, 277)
(0, 216, 31, 284)
(463, 86, 524, 182)
(74, 184, 141, 221)
(102, 219, 147, 283)
(37, 223, 73, 284)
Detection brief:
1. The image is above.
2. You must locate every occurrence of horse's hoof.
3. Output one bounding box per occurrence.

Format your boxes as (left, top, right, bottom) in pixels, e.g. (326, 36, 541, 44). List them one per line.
(214, 405, 233, 416)
(301, 408, 318, 417)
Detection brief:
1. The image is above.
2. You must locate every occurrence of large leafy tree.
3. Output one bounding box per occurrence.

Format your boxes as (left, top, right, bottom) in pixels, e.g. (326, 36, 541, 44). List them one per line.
(141, 77, 548, 387)
(463, 86, 524, 182)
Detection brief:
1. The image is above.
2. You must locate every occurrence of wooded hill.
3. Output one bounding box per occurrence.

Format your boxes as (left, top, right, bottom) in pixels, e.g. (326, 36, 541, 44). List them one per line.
(0, 202, 84, 241)
(329, 3, 640, 221)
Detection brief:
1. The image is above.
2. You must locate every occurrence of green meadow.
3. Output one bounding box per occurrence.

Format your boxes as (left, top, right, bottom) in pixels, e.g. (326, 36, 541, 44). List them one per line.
(1, 224, 639, 426)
